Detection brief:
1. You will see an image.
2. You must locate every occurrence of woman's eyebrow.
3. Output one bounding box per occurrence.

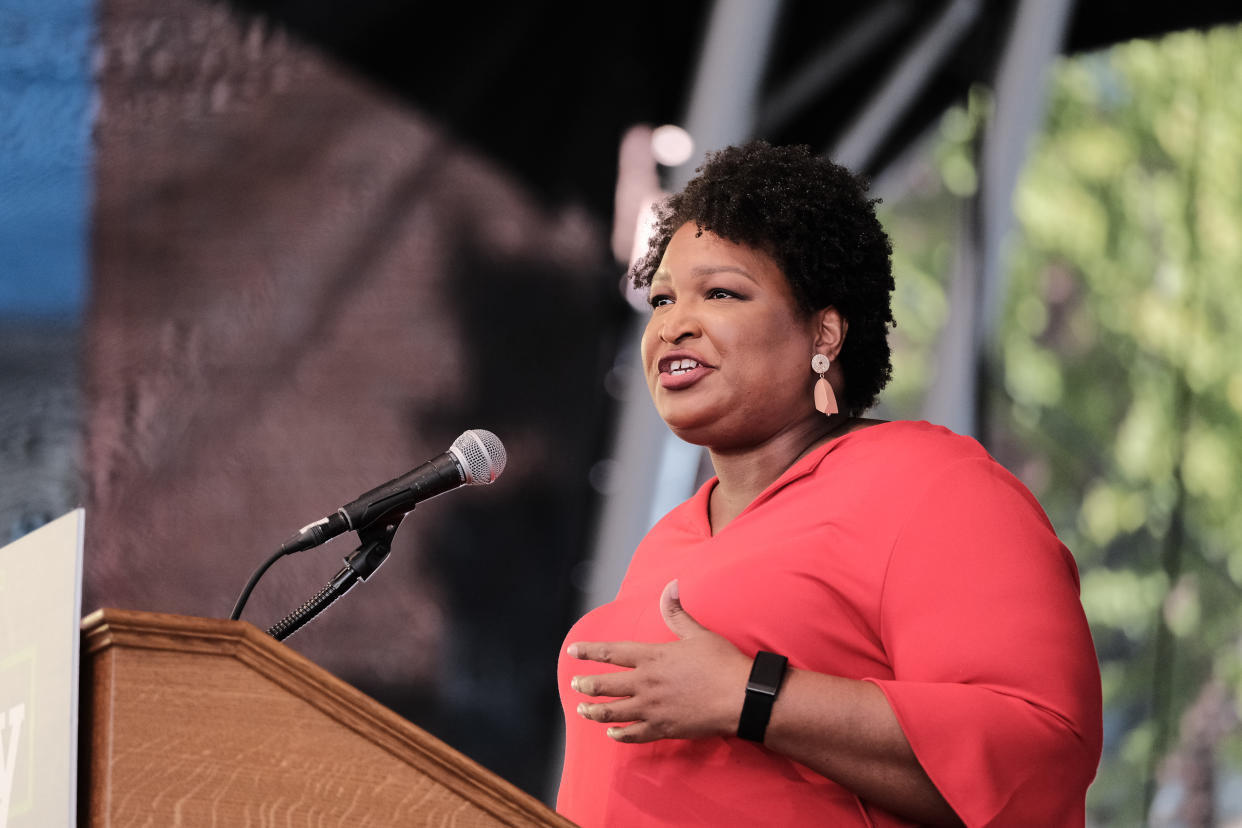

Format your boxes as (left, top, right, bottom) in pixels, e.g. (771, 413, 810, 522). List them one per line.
(654, 265, 758, 284)
(690, 264, 757, 283)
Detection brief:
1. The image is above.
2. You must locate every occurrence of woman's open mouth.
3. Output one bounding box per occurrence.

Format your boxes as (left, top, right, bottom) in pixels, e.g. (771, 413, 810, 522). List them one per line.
(658, 357, 712, 389)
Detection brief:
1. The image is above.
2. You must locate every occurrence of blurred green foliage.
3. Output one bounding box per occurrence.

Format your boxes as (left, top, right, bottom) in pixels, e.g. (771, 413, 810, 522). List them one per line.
(881, 23, 1242, 825)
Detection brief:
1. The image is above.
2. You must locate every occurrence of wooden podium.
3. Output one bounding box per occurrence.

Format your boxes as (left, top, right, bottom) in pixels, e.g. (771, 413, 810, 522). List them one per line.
(79, 609, 577, 827)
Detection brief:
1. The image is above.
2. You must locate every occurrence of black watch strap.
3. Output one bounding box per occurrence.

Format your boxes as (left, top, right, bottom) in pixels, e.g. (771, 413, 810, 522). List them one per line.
(737, 650, 788, 743)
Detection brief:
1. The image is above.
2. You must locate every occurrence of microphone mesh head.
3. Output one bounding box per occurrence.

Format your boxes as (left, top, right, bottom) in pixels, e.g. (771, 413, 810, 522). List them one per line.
(451, 429, 506, 484)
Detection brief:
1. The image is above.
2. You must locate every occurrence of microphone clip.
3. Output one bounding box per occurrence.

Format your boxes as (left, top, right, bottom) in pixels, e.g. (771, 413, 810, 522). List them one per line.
(265, 511, 407, 641)
(340, 511, 405, 582)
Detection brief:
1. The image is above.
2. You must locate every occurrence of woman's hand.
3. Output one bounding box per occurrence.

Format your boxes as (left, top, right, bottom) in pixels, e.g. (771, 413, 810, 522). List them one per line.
(568, 580, 753, 742)
(568, 580, 964, 825)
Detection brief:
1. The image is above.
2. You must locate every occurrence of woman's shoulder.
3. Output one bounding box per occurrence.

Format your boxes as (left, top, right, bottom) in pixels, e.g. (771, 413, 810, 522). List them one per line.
(841, 419, 991, 467)
(855, 420, 1048, 514)
(814, 420, 1059, 556)
(816, 419, 1026, 504)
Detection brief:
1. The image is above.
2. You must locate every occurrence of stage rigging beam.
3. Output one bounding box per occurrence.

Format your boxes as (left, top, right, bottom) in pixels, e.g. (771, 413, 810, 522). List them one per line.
(923, 0, 1076, 437)
(830, 0, 982, 172)
(757, 0, 908, 137)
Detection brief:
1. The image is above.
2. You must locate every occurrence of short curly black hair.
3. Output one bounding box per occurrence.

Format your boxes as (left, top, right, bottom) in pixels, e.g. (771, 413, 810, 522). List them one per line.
(631, 141, 895, 415)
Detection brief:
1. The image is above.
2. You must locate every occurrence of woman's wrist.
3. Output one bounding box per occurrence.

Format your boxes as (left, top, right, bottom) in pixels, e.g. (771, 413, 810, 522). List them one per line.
(738, 651, 789, 742)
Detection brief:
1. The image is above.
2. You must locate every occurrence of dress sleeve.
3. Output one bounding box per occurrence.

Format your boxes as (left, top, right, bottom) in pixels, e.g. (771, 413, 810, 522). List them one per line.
(864, 457, 1102, 828)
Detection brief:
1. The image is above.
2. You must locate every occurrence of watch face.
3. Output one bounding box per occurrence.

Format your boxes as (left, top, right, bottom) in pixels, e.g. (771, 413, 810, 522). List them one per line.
(746, 651, 788, 695)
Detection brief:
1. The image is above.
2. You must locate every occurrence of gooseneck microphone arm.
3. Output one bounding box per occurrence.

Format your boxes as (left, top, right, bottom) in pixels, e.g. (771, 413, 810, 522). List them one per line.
(266, 514, 403, 641)
(228, 429, 506, 633)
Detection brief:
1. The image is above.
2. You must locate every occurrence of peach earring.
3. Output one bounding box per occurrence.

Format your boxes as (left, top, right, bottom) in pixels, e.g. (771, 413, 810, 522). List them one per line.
(811, 354, 838, 415)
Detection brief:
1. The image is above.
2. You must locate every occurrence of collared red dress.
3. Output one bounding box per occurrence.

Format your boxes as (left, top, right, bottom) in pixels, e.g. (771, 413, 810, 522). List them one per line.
(556, 420, 1102, 827)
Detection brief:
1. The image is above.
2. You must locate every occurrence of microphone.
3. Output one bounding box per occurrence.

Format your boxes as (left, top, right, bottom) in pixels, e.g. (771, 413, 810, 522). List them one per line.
(279, 429, 506, 554)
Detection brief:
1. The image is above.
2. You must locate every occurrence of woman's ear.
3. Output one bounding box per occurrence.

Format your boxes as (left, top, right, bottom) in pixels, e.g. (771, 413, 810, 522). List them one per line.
(813, 307, 848, 360)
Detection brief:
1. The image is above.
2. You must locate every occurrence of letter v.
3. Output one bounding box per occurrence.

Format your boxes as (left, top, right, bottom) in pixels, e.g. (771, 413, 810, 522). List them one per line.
(0, 704, 25, 828)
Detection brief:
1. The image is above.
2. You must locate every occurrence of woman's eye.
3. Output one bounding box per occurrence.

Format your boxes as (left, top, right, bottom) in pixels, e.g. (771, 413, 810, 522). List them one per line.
(707, 288, 736, 300)
(648, 294, 673, 308)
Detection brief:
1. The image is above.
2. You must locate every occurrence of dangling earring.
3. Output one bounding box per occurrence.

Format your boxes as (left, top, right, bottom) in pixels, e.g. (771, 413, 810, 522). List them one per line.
(811, 354, 838, 415)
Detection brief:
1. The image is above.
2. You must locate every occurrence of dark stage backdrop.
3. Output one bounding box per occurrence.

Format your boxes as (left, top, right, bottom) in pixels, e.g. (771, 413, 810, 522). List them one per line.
(84, 0, 625, 795)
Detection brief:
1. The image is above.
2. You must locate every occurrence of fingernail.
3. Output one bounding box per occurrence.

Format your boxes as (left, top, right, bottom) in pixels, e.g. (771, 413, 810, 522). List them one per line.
(567, 643, 579, 658)
(577, 703, 588, 717)
(606, 727, 622, 740)
(570, 676, 580, 692)
(670, 579, 679, 600)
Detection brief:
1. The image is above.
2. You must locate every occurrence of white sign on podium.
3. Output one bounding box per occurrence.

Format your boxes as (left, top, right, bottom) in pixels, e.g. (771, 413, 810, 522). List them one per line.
(0, 509, 83, 828)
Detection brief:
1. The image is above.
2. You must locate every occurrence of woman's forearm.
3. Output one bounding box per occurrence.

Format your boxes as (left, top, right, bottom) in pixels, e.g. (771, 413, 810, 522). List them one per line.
(762, 669, 964, 827)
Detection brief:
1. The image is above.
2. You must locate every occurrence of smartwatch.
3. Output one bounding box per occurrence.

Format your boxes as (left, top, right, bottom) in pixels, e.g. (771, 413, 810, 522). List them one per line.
(737, 650, 788, 743)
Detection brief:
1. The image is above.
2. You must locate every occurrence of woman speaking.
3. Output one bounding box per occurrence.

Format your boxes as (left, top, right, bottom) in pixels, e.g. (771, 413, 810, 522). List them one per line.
(556, 142, 1102, 827)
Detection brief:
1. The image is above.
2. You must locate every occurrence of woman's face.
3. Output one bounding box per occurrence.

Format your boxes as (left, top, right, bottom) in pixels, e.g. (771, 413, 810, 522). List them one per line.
(640, 222, 821, 449)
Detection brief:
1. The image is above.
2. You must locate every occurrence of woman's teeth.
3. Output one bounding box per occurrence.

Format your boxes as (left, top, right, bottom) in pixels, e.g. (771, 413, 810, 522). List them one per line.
(669, 359, 699, 375)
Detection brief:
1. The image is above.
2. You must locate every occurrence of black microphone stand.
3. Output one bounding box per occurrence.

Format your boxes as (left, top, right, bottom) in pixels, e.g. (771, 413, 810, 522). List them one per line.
(266, 511, 406, 642)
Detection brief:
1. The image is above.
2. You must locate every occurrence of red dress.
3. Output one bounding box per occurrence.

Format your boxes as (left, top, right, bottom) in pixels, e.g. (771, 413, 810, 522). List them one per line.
(556, 421, 1101, 827)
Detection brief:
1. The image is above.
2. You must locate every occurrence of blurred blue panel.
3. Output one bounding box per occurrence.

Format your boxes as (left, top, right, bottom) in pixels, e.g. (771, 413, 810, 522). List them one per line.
(0, 0, 94, 317)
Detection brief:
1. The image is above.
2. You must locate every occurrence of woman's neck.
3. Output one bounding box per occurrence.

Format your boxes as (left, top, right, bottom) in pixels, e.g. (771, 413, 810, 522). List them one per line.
(706, 413, 855, 533)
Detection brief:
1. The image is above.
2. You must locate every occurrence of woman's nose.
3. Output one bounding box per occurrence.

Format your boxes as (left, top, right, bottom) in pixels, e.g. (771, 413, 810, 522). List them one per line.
(658, 302, 701, 344)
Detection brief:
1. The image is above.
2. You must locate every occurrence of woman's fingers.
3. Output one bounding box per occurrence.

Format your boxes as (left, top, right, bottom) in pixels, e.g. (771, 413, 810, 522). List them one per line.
(576, 702, 671, 744)
(571, 670, 634, 699)
(576, 697, 643, 725)
(604, 721, 662, 743)
(566, 640, 644, 668)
